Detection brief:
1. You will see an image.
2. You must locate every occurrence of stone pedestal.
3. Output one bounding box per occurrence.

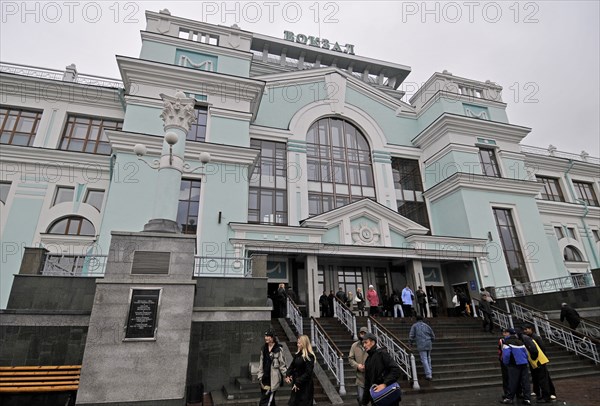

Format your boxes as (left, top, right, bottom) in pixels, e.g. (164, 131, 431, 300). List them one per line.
(76, 231, 196, 406)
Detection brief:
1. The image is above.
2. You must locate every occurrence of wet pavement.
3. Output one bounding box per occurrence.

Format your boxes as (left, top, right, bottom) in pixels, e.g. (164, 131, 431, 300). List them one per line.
(200, 375, 600, 406)
(397, 376, 600, 406)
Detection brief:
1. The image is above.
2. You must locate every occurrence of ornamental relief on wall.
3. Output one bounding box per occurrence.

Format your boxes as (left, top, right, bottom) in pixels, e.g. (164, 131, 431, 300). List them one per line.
(351, 223, 381, 246)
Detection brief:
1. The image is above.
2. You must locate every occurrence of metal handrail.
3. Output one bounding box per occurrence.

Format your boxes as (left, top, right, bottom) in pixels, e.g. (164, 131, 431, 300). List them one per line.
(333, 297, 358, 340)
(579, 318, 600, 340)
(286, 297, 303, 336)
(510, 301, 599, 364)
(42, 254, 107, 276)
(511, 301, 600, 342)
(493, 273, 595, 298)
(310, 317, 346, 396)
(489, 303, 514, 330)
(367, 317, 419, 390)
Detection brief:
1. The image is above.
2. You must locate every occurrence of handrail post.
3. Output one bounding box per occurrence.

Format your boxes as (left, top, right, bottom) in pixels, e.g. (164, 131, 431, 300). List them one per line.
(367, 317, 372, 333)
(410, 353, 420, 390)
(509, 314, 514, 329)
(338, 356, 346, 396)
(333, 299, 338, 318)
(310, 318, 316, 347)
(352, 314, 358, 340)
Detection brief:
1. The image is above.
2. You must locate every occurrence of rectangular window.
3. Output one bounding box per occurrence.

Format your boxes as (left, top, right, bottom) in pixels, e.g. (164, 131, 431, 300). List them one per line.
(336, 266, 364, 297)
(248, 139, 287, 225)
(0, 182, 11, 204)
(0, 107, 42, 146)
(53, 186, 75, 206)
(493, 208, 529, 284)
(392, 157, 429, 229)
(177, 179, 201, 234)
(554, 226, 564, 240)
(573, 181, 599, 206)
(84, 189, 105, 211)
(478, 147, 501, 177)
(186, 105, 208, 142)
(592, 229, 600, 242)
(536, 176, 565, 202)
(59, 115, 122, 155)
(567, 227, 577, 240)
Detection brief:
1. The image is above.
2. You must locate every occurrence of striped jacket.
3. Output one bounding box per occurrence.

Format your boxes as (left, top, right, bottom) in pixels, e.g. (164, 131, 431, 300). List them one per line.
(501, 335, 529, 366)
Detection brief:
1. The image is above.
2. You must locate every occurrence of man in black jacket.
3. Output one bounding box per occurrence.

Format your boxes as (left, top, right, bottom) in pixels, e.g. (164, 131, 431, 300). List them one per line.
(559, 303, 581, 329)
(361, 333, 401, 405)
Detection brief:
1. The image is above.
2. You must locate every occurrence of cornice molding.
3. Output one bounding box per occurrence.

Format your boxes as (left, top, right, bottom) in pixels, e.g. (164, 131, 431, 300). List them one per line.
(424, 172, 542, 202)
(0, 72, 122, 110)
(123, 95, 165, 109)
(524, 152, 600, 178)
(536, 200, 600, 218)
(141, 31, 253, 61)
(106, 130, 260, 166)
(413, 113, 531, 150)
(209, 107, 253, 121)
(249, 125, 293, 141)
(229, 222, 328, 236)
(116, 56, 265, 118)
(0, 144, 111, 169)
(231, 238, 485, 260)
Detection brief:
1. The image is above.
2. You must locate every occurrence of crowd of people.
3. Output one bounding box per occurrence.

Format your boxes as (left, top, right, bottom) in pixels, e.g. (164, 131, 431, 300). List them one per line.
(265, 283, 580, 405)
(315, 284, 441, 319)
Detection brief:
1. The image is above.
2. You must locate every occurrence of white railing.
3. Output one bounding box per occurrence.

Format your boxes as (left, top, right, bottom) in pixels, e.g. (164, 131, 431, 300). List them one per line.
(490, 305, 514, 330)
(1, 61, 124, 89)
(42, 254, 107, 276)
(521, 144, 600, 165)
(493, 273, 595, 299)
(367, 318, 419, 389)
(310, 318, 346, 396)
(511, 302, 599, 364)
(286, 297, 303, 336)
(193, 256, 252, 277)
(333, 297, 357, 340)
(579, 319, 600, 340)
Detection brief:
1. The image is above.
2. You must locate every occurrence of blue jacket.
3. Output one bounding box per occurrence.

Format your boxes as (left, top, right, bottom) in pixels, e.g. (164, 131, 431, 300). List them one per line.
(401, 287, 413, 305)
(501, 335, 529, 366)
(408, 321, 435, 351)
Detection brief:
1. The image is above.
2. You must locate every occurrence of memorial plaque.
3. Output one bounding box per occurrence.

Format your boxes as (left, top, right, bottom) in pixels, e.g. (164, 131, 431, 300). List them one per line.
(125, 289, 161, 340)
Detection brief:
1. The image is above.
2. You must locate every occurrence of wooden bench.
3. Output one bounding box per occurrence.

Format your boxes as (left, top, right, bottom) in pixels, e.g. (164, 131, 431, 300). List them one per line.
(0, 365, 81, 393)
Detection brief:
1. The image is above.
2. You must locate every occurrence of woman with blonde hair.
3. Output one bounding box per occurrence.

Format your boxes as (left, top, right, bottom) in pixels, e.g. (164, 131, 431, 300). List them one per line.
(284, 335, 315, 405)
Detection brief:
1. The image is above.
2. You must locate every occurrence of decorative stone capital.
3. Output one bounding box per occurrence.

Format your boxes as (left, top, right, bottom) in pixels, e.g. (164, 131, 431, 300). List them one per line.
(159, 90, 197, 132)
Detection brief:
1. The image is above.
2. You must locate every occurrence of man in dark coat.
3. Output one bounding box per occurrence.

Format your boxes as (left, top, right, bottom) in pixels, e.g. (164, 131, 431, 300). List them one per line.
(480, 299, 494, 333)
(559, 303, 581, 329)
(276, 283, 287, 318)
(360, 333, 401, 406)
(327, 290, 335, 317)
(319, 291, 330, 317)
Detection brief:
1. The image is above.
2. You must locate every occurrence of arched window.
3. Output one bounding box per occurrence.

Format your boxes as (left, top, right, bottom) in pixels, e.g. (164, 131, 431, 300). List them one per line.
(563, 245, 583, 262)
(306, 118, 375, 215)
(48, 216, 95, 236)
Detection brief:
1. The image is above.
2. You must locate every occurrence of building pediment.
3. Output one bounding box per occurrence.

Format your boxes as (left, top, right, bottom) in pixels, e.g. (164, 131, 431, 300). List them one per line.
(300, 198, 428, 247)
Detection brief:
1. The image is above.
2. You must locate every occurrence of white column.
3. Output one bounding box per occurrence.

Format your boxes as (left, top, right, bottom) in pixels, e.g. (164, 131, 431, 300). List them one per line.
(306, 254, 320, 318)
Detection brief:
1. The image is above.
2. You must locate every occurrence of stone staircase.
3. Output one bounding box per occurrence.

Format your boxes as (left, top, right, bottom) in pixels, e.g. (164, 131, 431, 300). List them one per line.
(315, 315, 600, 396)
(210, 318, 330, 405)
(210, 315, 600, 404)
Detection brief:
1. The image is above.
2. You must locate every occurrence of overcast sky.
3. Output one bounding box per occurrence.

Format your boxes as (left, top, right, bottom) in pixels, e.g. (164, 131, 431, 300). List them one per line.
(1, 1, 598, 157)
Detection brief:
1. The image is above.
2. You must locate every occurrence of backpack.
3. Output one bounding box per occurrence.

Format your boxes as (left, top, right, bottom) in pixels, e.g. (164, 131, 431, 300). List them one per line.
(392, 294, 400, 304)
